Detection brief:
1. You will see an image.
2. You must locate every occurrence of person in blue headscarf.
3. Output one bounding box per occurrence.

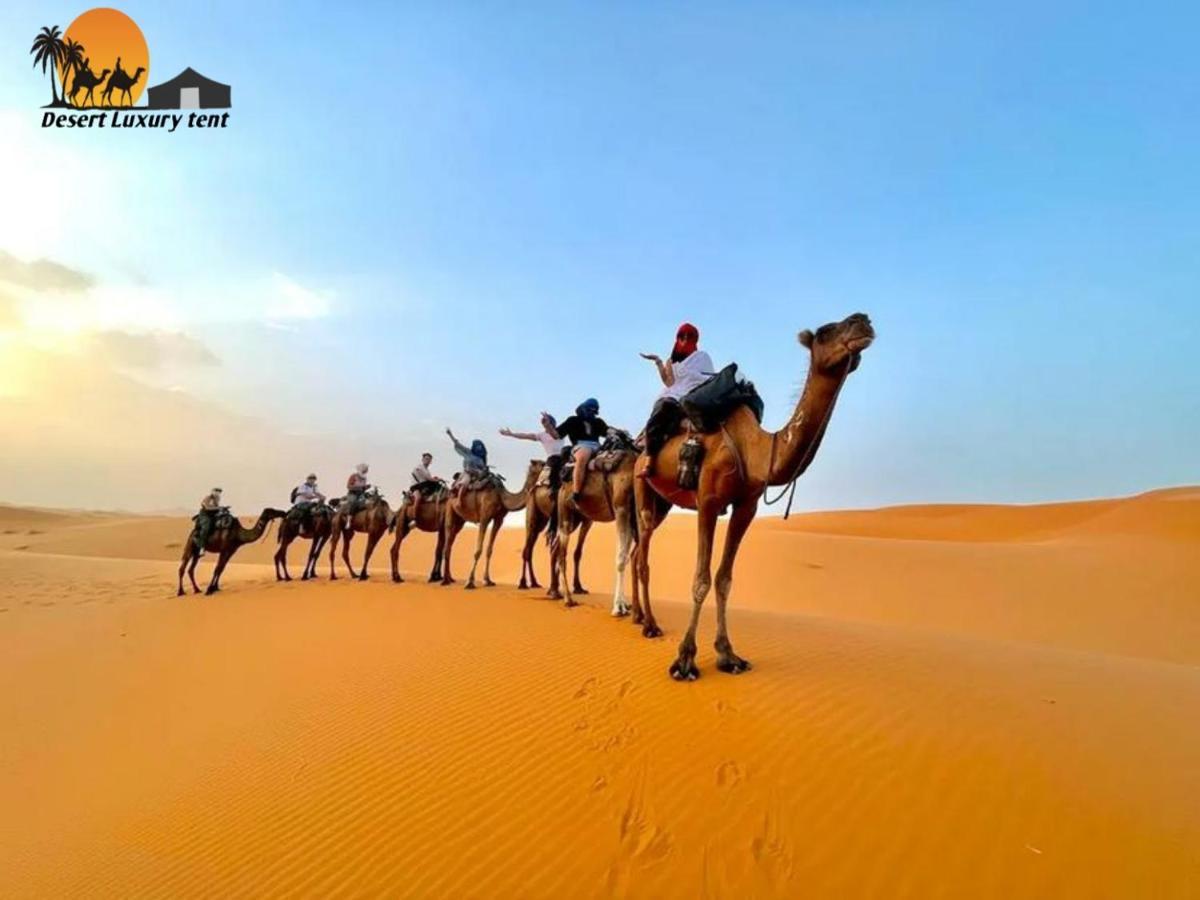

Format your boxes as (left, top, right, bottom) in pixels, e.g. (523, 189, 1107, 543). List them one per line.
(555, 398, 611, 503)
(446, 428, 489, 500)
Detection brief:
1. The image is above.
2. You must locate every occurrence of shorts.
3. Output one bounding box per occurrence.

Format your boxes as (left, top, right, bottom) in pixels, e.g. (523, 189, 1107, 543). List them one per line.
(572, 440, 600, 453)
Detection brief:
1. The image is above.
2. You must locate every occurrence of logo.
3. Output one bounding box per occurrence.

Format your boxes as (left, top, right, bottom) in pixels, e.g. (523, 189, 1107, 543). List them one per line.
(31, 7, 230, 132)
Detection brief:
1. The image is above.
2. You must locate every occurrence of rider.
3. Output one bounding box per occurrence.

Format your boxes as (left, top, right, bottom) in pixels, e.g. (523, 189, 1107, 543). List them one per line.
(446, 428, 488, 500)
(501, 413, 564, 531)
(556, 399, 611, 504)
(193, 487, 223, 552)
(342, 463, 371, 519)
(409, 452, 445, 518)
(639, 322, 714, 477)
(291, 473, 326, 522)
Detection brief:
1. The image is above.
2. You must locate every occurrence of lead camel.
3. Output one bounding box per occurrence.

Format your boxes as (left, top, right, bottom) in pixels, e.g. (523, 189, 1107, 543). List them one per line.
(633, 312, 875, 679)
(177, 507, 286, 596)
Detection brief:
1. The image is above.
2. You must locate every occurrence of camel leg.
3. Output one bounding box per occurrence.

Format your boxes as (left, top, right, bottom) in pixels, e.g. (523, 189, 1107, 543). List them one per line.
(519, 513, 540, 589)
(556, 516, 578, 608)
(712, 501, 757, 674)
(205, 548, 235, 596)
(668, 500, 721, 681)
(187, 552, 203, 594)
(275, 534, 292, 582)
(610, 514, 632, 618)
(328, 524, 341, 580)
(177, 545, 194, 596)
(465, 520, 488, 590)
(359, 528, 384, 580)
(573, 519, 592, 595)
(633, 482, 670, 637)
(389, 518, 407, 583)
(429, 527, 445, 582)
(304, 535, 324, 580)
(342, 529, 360, 580)
(482, 513, 503, 587)
(441, 514, 463, 585)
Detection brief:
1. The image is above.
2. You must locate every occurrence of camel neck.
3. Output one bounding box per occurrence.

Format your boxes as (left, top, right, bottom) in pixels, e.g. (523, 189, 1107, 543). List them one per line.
(765, 365, 846, 487)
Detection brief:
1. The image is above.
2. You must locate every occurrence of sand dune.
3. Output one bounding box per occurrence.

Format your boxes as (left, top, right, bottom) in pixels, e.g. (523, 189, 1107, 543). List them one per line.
(0, 489, 1197, 897)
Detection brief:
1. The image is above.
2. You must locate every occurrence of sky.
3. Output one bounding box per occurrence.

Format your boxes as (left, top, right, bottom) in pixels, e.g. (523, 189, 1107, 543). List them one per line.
(1, 1, 1197, 513)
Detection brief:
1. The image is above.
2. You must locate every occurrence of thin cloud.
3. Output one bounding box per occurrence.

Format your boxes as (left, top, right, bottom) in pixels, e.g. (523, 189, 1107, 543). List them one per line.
(266, 272, 333, 320)
(0, 250, 94, 293)
(87, 330, 220, 370)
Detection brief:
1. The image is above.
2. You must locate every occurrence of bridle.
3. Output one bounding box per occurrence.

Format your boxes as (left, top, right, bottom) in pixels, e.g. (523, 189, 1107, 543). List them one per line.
(762, 351, 855, 519)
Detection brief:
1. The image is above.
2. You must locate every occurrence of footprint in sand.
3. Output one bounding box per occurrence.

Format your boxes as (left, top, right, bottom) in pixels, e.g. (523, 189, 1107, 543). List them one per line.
(574, 676, 597, 699)
(618, 680, 635, 698)
(716, 760, 745, 788)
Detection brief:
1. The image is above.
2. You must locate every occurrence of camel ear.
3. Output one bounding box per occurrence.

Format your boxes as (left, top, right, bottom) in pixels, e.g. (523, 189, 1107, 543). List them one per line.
(798, 329, 814, 350)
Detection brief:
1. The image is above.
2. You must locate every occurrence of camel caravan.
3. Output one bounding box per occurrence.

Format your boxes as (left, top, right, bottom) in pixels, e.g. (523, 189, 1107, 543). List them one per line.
(178, 314, 875, 678)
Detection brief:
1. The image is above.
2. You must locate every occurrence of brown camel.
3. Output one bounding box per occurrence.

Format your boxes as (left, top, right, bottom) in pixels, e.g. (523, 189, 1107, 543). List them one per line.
(274, 505, 334, 582)
(101, 65, 144, 106)
(177, 507, 286, 596)
(518, 459, 592, 597)
(387, 487, 449, 584)
(633, 312, 875, 679)
(327, 491, 393, 580)
(551, 448, 640, 616)
(69, 66, 109, 107)
(442, 467, 538, 589)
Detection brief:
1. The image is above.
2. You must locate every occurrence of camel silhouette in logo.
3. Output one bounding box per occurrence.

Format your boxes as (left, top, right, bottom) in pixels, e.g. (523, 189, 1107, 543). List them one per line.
(69, 65, 109, 108)
(102, 62, 144, 107)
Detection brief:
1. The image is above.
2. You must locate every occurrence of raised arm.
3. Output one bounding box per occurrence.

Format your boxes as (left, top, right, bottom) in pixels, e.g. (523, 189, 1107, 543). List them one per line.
(499, 427, 539, 441)
(640, 352, 674, 387)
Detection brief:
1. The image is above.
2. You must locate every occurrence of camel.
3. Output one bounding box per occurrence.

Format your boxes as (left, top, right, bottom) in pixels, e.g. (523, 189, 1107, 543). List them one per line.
(442, 467, 538, 589)
(101, 65, 144, 107)
(551, 446, 639, 617)
(517, 459, 592, 597)
(387, 487, 449, 583)
(274, 505, 334, 582)
(177, 507, 286, 596)
(69, 66, 109, 108)
(327, 491, 393, 580)
(633, 312, 875, 679)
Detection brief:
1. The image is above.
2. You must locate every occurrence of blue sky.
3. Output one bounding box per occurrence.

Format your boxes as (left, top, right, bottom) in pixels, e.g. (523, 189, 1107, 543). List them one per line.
(1, 1, 1197, 510)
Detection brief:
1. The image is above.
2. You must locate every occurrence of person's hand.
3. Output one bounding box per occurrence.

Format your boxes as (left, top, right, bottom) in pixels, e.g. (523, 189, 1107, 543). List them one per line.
(640, 352, 661, 363)
(445, 427, 453, 437)
(499, 427, 513, 437)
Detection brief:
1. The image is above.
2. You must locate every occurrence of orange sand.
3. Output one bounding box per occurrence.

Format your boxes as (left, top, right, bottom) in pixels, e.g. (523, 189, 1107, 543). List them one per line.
(0, 489, 1197, 897)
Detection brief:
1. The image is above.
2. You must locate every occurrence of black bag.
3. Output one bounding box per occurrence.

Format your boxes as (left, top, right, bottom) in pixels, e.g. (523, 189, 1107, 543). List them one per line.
(680, 363, 764, 432)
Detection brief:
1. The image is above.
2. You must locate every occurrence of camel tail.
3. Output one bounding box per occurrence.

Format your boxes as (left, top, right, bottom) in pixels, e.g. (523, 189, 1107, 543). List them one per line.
(625, 490, 639, 543)
(387, 511, 398, 534)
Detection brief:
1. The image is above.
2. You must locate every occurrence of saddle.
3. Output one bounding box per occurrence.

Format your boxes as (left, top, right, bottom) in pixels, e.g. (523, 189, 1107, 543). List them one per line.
(192, 507, 235, 530)
(405, 483, 449, 504)
(558, 430, 638, 484)
(458, 470, 502, 493)
(680, 363, 764, 432)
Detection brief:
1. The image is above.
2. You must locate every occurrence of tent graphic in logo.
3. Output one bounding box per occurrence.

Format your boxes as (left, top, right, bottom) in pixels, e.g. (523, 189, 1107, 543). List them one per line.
(146, 68, 230, 109)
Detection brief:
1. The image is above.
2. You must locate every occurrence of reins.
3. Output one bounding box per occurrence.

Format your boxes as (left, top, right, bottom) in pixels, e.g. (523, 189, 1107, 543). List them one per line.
(762, 355, 854, 520)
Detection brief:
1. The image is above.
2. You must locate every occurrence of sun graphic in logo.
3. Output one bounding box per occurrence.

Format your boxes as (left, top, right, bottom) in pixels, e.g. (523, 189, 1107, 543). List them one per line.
(59, 8, 149, 107)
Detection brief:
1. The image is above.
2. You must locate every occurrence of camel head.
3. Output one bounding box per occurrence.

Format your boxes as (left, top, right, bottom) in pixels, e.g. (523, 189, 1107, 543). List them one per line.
(132, 67, 145, 81)
(262, 507, 288, 521)
(798, 312, 875, 375)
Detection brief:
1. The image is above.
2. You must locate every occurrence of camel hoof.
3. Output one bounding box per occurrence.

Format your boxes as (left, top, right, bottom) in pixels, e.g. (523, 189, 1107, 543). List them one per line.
(642, 624, 663, 639)
(330, 575, 338, 581)
(358, 573, 369, 581)
(546, 590, 562, 600)
(464, 582, 476, 590)
(518, 581, 528, 590)
(176, 589, 185, 597)
(716, 656, 753, 675)
(574, 587, 590, 596)
(530, 580, 541, 589)
(441, 578, 455, 586)
(563, 598, 578, 608)
(392, 574, 404, 584)
(611, 606, 630, 618)
(669, 659, 700, 681)
(483, 579, 496, 588)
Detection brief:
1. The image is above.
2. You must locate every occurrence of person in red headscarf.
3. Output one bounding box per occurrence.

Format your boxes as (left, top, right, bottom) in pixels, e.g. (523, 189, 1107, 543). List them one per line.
(638, 322, 715, 476)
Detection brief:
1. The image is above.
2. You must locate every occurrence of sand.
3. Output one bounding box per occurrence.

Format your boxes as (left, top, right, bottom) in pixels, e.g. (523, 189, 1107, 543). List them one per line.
(0, 489, 1197, 897)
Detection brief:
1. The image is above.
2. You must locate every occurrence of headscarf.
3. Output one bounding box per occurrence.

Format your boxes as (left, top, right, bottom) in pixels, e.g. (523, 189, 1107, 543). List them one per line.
(356, 463, 369, 475)
(471, 439, 488, 464)
(671, 322, 700, 363)
(577, 398, 600, 419)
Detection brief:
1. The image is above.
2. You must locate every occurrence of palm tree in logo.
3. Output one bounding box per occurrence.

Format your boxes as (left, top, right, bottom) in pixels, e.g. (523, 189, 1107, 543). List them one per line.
(30, 25, 66, 107)
(60, 37, 87, 107)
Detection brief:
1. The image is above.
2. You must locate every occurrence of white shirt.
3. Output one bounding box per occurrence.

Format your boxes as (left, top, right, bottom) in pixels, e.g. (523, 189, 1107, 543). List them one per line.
(412, 463, 436, 483)
(660, 350, 715, 401)
(536, 432, 565, 457)
(295, 483, 322, 505)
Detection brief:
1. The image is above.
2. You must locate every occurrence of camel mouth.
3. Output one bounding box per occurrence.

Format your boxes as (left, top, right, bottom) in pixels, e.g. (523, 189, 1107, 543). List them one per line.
(846, 335, 874, 353)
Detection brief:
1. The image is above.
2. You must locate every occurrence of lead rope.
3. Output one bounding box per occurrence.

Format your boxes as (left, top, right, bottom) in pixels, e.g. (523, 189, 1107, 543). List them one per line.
(761, 356, 853, 520)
